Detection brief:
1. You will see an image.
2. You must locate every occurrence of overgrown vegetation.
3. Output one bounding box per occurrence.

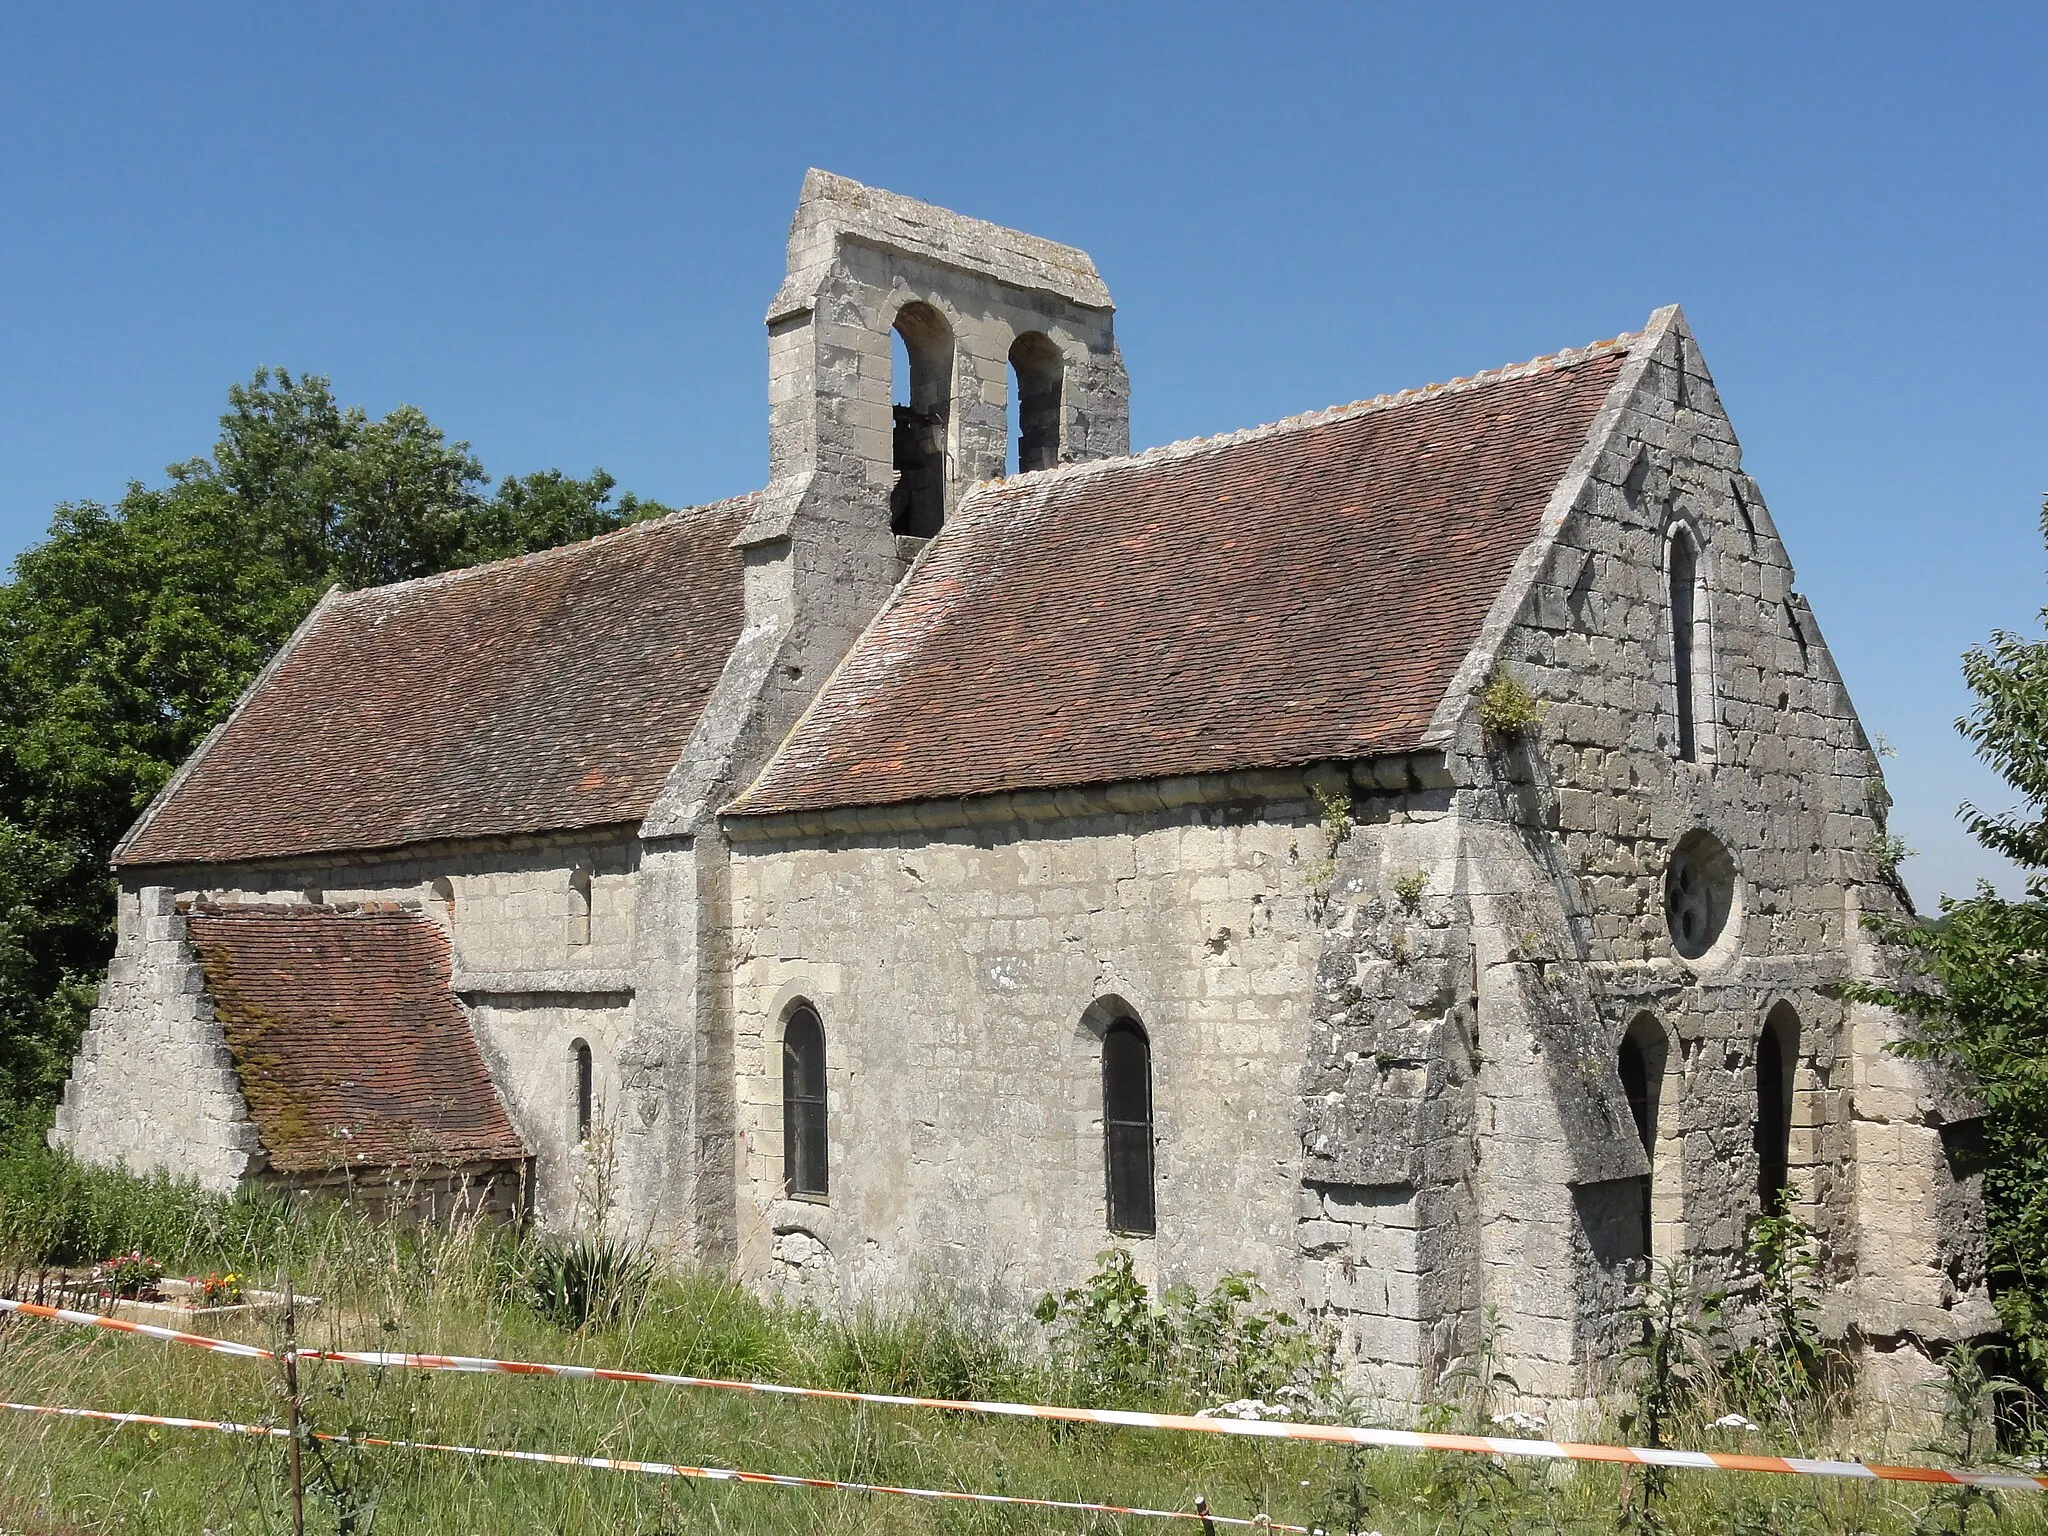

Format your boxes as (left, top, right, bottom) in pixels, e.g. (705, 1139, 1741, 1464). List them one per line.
(1, 1149, 2046, 1532)
(1851, 495, 2048, 1400)
(0, 371, 672, 1130)
(1475, 665, 1545, 742)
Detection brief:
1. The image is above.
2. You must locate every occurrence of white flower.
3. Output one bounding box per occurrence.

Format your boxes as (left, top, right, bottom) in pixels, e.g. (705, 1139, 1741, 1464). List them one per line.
(1197, 1398, 1294, 1421)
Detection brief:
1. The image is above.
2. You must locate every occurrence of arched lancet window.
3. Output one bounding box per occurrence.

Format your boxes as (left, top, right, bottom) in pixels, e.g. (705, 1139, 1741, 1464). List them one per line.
(1756, 1004, 1798, 1215)
(783, 1005, 829, 1198)
(1102, 1017, 1156, 1236)
(569, 1038, 593, 1144)
(1667, 523, 1708, 762)
(430, 876, 455, 916)
(1618, 1015, 1669, 1264)
(1008, 331, 1064, 475)
(889, 302, 954, 537)
(568, 868, 592, 946)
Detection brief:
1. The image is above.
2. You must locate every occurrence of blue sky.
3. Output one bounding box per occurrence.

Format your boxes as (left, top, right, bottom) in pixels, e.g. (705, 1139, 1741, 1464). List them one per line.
(1, 4, 2042, 906)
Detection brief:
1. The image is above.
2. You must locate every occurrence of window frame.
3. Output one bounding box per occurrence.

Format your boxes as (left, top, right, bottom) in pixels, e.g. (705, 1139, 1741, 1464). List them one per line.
(1101, 1016, 1157, 1237)
(782, 1005, 830, 1201)
(570, 1037, 593, 1145)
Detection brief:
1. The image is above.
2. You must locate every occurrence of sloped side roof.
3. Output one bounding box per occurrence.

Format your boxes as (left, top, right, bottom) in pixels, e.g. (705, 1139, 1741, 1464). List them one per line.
(188, 905, 526, 1176)
(729, 346, 1628, 817)
(118, 498, 754, 866)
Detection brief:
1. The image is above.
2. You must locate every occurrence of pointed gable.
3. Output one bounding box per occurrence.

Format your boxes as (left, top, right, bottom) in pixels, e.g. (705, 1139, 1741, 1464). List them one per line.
(728, 344, 1629, 818)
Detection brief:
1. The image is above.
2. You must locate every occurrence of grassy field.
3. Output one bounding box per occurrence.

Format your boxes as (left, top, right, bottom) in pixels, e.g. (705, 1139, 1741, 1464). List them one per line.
(0, 1144, 2043, 1534)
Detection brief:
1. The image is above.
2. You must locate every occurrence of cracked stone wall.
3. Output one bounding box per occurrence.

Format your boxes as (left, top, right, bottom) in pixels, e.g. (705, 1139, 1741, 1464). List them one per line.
(725, 785, 1324, 1308)
(1294, 800, 1480, 1409)
(1435, 309, 1992, 1411)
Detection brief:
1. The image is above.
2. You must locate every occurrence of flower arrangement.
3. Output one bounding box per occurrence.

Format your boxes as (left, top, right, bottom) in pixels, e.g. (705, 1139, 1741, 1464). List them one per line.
(191, 1271, 245, 1307)
(90, 1251, 164, 1301)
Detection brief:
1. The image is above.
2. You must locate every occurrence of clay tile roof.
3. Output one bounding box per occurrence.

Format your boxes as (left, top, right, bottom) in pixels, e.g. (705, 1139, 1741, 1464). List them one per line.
(729, 345, 1629, 818)
(118, 498, 755, 867)
(186, 905, 526, 1176)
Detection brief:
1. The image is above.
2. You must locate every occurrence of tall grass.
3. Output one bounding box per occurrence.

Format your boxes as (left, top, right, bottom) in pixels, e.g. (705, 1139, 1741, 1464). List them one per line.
(0, 1147, 2043, 1534)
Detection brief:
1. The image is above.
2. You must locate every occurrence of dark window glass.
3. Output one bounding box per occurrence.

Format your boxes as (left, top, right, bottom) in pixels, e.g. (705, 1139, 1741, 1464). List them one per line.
(1618, 1030, 1655, 1262)
(1103, 1019, 1156, 1236)
(571, 1039, 593, 1142)
(1670, 531, 1699, 762)
(783, 1007, 829, 1198)
(1619, 1035, 1654, 1154)
(1756, 1013, 1794, 1214)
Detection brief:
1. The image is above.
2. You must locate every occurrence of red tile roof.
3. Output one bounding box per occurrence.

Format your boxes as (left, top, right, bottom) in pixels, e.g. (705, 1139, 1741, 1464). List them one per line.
(729, 346, 1628, 817)
(187, 904, 526, 1176)
(118, 499, 754, 866)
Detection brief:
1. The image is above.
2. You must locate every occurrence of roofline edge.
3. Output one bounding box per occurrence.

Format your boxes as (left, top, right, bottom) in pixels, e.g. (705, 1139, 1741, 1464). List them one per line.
(1418, 305, 1685, 749)
(114, 583, 346, 868)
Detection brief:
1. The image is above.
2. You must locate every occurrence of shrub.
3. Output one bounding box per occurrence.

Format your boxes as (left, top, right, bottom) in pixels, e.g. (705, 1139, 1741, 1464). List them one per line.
(1034, 1248, 1324, 1410)
(524, 1234, 656, 1331)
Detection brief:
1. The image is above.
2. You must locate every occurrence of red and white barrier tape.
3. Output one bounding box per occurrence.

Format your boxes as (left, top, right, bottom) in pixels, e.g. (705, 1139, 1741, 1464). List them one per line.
(0, 1399, 1300, 1529)
(0, 1297, 272, 1359)
(305, 1346, 2048, 1493)
(7, 1295, 2044, 1493)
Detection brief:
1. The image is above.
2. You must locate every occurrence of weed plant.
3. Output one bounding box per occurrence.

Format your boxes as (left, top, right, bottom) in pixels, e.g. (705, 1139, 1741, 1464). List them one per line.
(0, 1149, 2046, 1533)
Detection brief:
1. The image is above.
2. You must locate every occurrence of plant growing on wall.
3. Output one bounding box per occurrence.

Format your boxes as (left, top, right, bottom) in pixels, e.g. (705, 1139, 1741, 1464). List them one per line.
(1308, 784, 1356, 920)
(1475, 666, 1545, 743)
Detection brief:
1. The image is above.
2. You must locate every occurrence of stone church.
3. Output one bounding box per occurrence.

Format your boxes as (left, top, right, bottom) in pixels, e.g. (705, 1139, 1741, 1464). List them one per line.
(54, 171, 1991, 1412)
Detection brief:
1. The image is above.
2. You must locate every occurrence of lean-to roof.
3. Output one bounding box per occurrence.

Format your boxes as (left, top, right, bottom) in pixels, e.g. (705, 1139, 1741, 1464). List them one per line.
(187, 904, 525, 1176)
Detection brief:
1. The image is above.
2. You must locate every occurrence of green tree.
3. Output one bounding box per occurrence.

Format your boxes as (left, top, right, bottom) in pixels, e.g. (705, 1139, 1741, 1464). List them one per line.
(1855, 495, 2048, 1394)
(0, 369, 671, 1124)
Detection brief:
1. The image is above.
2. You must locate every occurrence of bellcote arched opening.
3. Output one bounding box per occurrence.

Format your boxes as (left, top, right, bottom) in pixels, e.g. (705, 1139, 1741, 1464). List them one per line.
(1667, 521, 1711, 762)
(889, 302, 954, 537)
(1008, 331, 1064, 475)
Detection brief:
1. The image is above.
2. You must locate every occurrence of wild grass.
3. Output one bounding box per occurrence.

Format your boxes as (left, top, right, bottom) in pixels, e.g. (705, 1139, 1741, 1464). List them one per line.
(0, 1142, 2044, 1535)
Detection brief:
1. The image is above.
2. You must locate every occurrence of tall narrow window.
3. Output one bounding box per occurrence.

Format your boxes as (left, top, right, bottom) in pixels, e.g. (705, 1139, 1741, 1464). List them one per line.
(1102, 1018, 1156, 1236)
(568, 868, 592, 946)
(1668, 524, 1706, 762)
(1756, 1004, 1798, 1215)
(1619, 1016, 1667, 1263)
(889, 302, 954, 537)
(570, 1038, 593, 1143)
(783, 1006, 828, 1198)
(1009, 331, 1064, 475)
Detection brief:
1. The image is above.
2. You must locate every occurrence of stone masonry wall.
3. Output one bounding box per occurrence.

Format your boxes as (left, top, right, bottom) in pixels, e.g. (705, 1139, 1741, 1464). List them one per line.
(1440, 309, 1993, 1411)
(60, 830, 715, 1249)
(52, 885, 261, 1191)
(725, 785, 1324, 1311)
